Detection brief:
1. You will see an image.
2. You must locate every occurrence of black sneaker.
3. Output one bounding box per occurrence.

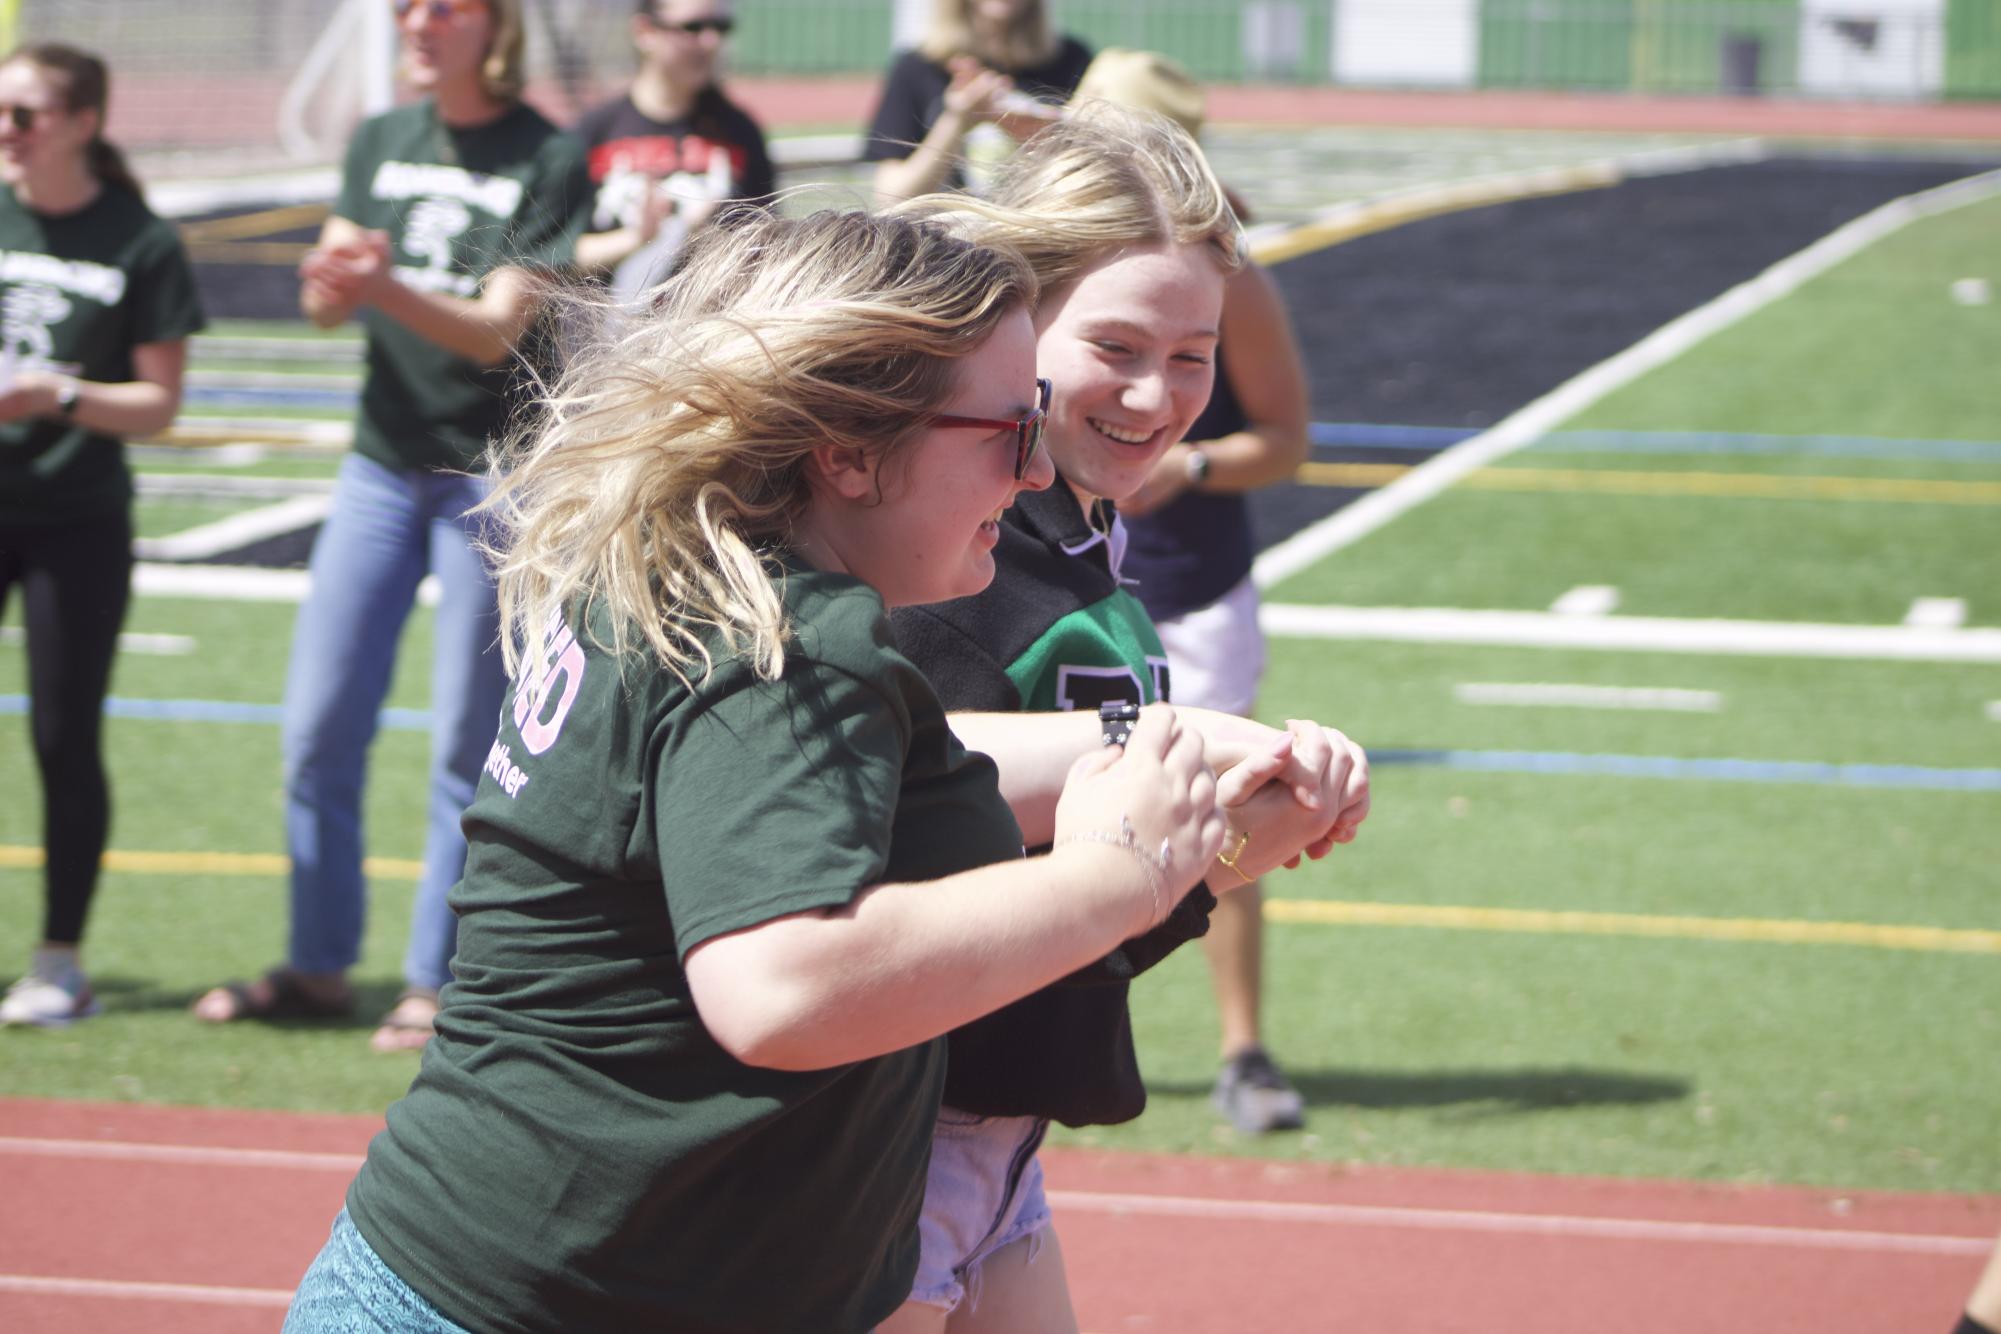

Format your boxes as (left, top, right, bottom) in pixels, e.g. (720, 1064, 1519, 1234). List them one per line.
(1212, 1046, 1306, 1134)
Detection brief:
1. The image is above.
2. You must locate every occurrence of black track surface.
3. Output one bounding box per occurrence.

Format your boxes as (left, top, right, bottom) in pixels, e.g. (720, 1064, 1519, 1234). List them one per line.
(1247, 155, 1997, 554)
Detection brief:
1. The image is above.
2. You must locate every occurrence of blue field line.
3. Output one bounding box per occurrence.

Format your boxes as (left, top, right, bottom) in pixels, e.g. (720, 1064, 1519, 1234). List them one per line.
(1373, 748, 2001, 792)
(4, 694, 1996, 791)
(184, 385, 358, 411)
(1308, 422, 2001, 462)
(1309, 422, 1478, 451)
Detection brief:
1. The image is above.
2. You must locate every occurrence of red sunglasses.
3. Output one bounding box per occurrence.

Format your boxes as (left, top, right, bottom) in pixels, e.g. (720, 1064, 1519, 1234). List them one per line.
(931, 377, 1051, 480)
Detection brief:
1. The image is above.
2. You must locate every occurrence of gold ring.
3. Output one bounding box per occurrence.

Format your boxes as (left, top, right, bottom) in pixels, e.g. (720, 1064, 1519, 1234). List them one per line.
(1216, 828, 1252, 883)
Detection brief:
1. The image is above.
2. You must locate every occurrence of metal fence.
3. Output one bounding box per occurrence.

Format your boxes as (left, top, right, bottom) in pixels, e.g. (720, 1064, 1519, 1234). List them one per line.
(726, 0, 2001, 100)
(8, 0, 1995, 177)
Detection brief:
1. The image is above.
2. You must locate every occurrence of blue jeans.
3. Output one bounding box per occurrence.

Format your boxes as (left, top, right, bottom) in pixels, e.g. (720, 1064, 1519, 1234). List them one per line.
(282, 453, 506, 991)
(285, 1209, 473, 1333)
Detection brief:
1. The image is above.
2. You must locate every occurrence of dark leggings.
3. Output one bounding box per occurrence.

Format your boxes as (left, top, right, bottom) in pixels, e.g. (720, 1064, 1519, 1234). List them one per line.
(0, 510, 132, 945)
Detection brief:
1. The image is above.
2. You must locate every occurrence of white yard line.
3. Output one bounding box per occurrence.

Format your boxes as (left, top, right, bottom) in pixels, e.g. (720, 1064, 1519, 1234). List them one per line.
(137, 474, 336, 499)
(1551, 585, 1620, 616)
(1453, 682, 1722, 712)
(1986, 701, 2001, 722)
(1904, 597, 1969, 630)
(1261, 603, 2001, 663)
(0, 628, 194, 656)
(133, 496, 332, 562)
(1253, 167, 2001, 591)
(131, 564, 440, 606)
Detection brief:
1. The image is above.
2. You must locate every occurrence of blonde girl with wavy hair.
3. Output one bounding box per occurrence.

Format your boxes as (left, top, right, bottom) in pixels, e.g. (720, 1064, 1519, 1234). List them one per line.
(195, 0, 593, 1050)
(864, 0, 1094, 202)
(879, 104, 1372, 1332)
(283, 207, 1236, 1334)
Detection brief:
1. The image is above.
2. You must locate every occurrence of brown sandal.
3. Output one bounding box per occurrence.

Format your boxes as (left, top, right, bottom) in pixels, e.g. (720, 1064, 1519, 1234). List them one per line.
(368, 987, 439, 1053)
(195, 967, 354, 1023)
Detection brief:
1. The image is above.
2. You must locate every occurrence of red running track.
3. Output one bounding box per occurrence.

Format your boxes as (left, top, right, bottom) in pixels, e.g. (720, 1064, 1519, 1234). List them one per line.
(1, 1097, 1994, 1333)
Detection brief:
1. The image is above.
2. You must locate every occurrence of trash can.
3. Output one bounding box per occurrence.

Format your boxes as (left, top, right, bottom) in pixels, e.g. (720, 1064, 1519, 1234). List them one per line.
(1721, 33, 1765, 96)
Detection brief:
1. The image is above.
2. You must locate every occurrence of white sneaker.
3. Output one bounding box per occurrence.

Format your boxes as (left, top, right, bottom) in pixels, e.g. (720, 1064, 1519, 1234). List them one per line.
(0, 954, 100, 1028)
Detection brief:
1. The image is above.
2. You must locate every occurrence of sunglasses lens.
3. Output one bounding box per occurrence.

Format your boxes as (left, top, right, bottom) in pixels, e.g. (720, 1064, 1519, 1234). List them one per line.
(1018, 413, 1044, 479)
(9, 108, 30, 131)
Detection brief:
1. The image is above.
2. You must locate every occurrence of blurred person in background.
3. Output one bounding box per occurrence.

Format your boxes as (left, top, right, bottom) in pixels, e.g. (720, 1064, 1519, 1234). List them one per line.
(193, 0, 589, 1052)
(864, 0, 1090, 203)
(0, 43, 204, 1028)
(1073, 49, 1317, 1135)
(572, 0, 773, 301)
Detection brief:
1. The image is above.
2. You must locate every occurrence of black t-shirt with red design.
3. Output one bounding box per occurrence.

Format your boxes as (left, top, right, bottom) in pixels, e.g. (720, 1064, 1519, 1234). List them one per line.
(573, 88, 775, 235)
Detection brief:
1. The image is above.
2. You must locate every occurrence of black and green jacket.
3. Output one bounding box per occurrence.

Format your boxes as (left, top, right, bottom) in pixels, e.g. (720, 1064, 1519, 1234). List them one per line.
(892, 477, 1215, 1127)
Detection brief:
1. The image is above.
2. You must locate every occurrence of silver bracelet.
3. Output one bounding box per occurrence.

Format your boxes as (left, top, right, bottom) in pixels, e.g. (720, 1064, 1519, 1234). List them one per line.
(1056, 815, 1175, 923)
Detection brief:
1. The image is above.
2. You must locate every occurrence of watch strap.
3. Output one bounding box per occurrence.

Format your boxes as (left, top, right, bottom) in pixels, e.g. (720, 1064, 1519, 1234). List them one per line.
(1098, 700, 1141, 747)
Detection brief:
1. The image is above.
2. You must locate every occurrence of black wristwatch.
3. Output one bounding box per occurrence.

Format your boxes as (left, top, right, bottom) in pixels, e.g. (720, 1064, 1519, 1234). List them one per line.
(1099, 700, 1141, 748)
(54, 378, 80, 418)
(1183, 447, 1212, 485)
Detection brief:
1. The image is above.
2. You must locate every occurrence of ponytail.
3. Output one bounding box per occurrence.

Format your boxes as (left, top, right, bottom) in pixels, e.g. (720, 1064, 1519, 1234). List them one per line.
(86, 137, 141, 196)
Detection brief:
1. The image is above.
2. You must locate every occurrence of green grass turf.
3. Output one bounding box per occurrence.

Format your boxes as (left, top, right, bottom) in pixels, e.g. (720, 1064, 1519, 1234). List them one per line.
(132, 498, 279, 540)
(1065, 913, 1996, 1192)
(4, 613, 1996, 1191)
(1569, 193, 2001, 441)
(1258, 637, 2001, 771)
(132, 453, 343, 481)
(1267, 486, 2001, 626)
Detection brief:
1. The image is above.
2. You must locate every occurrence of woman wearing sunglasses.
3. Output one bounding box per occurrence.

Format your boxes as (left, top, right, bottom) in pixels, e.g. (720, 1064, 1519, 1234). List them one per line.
(193, 0, 591, 1050)
(881, 106, 1371, 1331)
(864, 0, 1091, 204)
(284, 208, 1233, 1333)
(572, 1, 775, 299)
(0, 44, 205, 1027)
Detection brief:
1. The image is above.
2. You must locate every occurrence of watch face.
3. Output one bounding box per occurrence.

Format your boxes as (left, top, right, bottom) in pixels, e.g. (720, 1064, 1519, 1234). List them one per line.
(1186, 449, 1210, 483)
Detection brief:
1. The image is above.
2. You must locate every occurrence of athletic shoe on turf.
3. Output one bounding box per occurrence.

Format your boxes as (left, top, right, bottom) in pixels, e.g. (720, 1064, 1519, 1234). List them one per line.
(0, 953, 100, 1028)
(1212, 1046, 1306, 1134)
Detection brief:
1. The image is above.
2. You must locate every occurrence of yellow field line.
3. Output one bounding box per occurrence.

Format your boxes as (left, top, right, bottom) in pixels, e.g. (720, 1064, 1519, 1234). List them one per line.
(183, 241, 316, 266)
(1252, 164, 1622, 267)
(1293, 461, 2001, 505)
(1266, 898, 2001, 955)
(5, 845, 1986, 955)
(178, 203, 329, 244)
(0, 846, 423, 880)
(1468, 467, 2001, 505)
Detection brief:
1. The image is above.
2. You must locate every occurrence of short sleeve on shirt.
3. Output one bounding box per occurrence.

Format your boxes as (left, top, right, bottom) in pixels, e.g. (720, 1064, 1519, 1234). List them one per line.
(333, 116, 377, 223)
(653, 658, 911, 959)
(511, 135, 593, 272)
(863, 51, 947, 164)
(126, 221, 207, 346)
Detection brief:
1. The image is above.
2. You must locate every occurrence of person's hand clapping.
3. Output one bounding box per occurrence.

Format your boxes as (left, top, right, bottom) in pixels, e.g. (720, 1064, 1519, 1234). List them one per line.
(299, 229, 394, 315)
(1051, 704, 1228, 934)
(941, 55, 1015, 126)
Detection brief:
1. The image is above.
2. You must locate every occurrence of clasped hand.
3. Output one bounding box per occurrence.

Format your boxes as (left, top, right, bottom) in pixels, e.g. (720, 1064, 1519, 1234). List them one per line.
(1211, 719, 1370, 881)
(299, 229, 395, 315)
(1050, 704, 1228, 932)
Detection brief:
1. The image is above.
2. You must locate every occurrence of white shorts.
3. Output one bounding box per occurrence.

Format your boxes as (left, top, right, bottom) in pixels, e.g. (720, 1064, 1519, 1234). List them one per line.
(905, 1108, 1052, 1314)
(1153, 575, 1266, 718)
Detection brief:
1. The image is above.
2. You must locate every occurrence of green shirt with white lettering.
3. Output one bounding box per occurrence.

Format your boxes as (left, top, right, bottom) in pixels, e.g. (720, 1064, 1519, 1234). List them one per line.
(347, 564, 1025, 1334)
(0, 183, 205, 526)
(333, 99, 589, 473)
